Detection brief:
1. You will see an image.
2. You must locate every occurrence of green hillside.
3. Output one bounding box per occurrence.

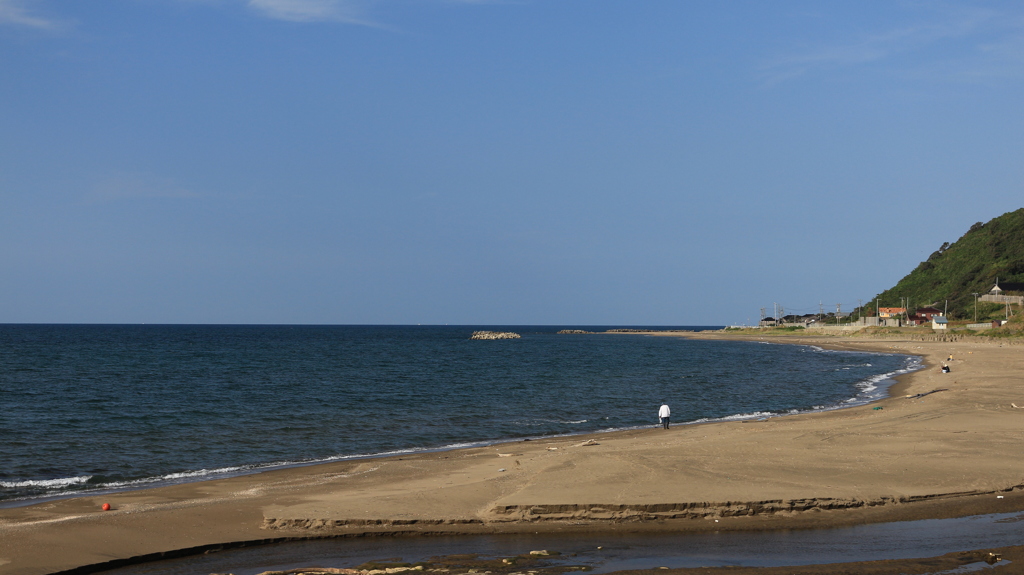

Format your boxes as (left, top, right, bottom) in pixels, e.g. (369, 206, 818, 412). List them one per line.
(868, 208, 1024, 321)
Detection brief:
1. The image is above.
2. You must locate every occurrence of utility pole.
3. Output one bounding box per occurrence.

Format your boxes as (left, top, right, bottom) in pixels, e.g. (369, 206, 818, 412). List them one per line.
(836, 303, 842, 325)
(972, 293, 979, 323)
(819, 301, 823, 322)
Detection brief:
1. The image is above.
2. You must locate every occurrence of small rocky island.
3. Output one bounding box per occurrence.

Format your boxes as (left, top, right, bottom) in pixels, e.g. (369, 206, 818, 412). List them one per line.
(556, 329, 594, 334)
(470, 331, 521, 340)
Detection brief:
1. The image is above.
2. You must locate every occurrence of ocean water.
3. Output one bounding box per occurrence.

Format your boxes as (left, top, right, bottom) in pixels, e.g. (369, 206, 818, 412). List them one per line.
(0, 325, 917, 504)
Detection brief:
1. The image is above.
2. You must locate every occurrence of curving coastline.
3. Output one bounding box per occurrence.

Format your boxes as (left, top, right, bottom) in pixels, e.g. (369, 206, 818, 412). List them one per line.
(2, 331, 903, 508)
(3, 334, 1024, 574)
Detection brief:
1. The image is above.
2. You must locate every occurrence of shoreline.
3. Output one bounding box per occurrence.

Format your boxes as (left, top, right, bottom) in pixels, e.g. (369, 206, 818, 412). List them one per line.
(4, 333, 1024, 574)
(0, 334, 911, 511)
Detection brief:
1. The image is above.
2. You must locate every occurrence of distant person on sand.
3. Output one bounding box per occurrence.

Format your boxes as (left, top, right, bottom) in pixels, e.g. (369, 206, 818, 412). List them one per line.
(658, 403, 671, 429)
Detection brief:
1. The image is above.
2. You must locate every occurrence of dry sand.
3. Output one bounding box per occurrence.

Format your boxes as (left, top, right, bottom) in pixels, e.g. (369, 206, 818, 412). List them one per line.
(2, 333, 1024, 574)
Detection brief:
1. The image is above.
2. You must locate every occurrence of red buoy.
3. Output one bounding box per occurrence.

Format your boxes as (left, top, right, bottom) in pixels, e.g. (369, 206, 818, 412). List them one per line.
(101, 503, 111, 511)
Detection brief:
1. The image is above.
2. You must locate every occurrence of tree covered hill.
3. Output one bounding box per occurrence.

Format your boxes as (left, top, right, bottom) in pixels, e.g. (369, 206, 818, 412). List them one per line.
(869, 208, 1024, 320)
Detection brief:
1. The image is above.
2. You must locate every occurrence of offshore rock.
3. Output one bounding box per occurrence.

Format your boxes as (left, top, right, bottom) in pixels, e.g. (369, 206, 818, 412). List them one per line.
(470, 331, 521, 340)
(557, 329, 594, 334)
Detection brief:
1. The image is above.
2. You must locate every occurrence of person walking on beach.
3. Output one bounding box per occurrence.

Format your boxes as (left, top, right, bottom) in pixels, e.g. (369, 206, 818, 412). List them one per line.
(658, 403, 671, 429)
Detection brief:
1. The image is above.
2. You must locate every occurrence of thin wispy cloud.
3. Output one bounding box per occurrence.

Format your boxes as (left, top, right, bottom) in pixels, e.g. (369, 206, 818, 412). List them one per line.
(86, 173, 200, 204)
(0, 0, 495, 29)
(244, 0, 495, 26)
(759, 6, 1024, 85)
(0, 0, 56, 29)
(246, 0, 376, 25)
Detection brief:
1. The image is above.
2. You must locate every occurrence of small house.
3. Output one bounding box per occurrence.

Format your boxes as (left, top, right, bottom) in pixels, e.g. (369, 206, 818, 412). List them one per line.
(879, 307, 906, 318)
(932, 316, 948, 330)
(916, 306, 944, 320)
(905, 314, 926, 326)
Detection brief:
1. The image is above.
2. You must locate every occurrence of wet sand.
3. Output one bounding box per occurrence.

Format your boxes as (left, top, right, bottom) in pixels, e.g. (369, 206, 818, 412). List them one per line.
(2, 334, 1024, 574)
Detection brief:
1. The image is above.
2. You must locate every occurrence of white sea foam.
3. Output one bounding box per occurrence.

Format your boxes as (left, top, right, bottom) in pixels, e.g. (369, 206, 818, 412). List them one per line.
(512, 418, 588, 426)
(95, 465, 259, 490)
(0, 476, 92, 489)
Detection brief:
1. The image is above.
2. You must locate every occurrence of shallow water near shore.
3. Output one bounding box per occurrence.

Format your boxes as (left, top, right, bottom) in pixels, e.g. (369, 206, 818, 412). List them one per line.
(101, 511, 1024, 574)
(0, 325, 916, 503)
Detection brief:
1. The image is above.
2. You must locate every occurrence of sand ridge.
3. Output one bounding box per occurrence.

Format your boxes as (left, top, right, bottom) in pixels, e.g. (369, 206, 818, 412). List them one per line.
(2, 335, 1024, 574)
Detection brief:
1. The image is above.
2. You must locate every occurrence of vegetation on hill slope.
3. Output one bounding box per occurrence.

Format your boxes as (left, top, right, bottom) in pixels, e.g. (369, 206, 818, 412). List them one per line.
(868, 208, 1024, 321)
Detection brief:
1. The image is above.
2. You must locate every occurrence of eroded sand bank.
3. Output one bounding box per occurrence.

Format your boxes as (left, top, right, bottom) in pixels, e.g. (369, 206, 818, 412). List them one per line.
(2, 334, 1024, 574)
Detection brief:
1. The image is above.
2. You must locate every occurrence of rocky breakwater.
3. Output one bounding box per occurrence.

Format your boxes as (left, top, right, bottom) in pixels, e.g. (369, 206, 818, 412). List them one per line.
(470, 331, 521, 340)
(556, 329, 594, 334)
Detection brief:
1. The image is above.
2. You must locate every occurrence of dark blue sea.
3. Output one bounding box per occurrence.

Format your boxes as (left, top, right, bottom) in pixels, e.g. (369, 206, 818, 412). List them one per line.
(0, 325, 917, 505)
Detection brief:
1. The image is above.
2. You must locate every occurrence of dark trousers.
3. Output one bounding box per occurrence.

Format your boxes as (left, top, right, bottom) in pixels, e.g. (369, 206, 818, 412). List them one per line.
(661, 417, 670, 429)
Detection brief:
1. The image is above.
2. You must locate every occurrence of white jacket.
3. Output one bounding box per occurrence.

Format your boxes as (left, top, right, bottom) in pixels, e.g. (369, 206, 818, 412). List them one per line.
(658, 404, 670, 418)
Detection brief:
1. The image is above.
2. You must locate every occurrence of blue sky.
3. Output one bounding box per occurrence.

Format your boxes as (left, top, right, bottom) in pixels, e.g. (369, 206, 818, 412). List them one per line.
(1, 0, 1022, 325)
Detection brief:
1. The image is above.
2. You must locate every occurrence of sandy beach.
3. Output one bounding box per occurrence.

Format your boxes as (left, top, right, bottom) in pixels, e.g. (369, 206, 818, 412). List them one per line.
(3, 333, 1024, 574)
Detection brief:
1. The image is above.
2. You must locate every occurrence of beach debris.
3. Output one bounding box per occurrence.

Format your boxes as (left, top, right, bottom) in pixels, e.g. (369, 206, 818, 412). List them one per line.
(498, 468, 506, 472)
(872, 407, 883, 410)
(596, 547, 603, 550)
(101, 503, 111, 511)
(497, 453, 512, 457)
(579, 439, 599, 447)
(905, 389, 948, 400)
(986, 553, 1003, 565)
(998, 495, 1005, 499)
(256, 564, 428, 568)
(546, 447, 558, 451)
(529, 550, 550, 556)
(1012, 403, 1024, 409)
